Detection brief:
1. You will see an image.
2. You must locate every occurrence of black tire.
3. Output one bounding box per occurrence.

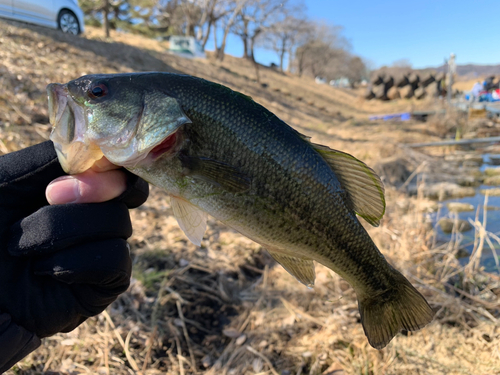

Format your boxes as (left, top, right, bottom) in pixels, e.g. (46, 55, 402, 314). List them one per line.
(58, 10, 80, 35)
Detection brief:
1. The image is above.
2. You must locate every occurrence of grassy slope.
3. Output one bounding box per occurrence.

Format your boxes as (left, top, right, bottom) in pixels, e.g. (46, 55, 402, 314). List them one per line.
(1, 20, 499, 375)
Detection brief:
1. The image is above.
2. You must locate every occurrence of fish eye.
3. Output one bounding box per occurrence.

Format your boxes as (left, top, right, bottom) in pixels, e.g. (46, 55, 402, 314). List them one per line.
(88, 83, 108, 100)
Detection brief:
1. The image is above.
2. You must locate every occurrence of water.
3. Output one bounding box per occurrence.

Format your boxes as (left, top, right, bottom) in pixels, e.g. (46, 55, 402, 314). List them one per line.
(429, 154, 500, 273)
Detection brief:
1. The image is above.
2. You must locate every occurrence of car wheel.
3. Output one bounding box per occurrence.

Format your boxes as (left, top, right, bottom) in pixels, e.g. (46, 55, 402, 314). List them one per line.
(58, 10, 80, 35)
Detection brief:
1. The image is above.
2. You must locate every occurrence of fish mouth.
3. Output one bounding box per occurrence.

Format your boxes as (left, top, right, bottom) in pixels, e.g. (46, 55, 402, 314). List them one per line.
(48, 83, 104, 174)
(149, 131, 179, 160)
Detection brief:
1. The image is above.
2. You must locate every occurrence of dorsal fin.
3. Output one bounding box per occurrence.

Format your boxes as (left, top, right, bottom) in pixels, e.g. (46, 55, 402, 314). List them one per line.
(311, 142, 386, 226)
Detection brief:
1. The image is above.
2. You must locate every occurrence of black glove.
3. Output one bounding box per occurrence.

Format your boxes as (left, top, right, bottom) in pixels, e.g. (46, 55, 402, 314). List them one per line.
(0, 141, 148, 372)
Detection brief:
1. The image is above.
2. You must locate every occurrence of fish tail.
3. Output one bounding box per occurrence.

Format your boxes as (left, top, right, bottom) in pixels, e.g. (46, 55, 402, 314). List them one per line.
(358, 269, 434, 349)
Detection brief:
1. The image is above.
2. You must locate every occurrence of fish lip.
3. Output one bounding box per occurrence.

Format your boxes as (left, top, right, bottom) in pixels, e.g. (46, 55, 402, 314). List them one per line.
(47, 83, 68, 127)
(48, 83, 104, 174)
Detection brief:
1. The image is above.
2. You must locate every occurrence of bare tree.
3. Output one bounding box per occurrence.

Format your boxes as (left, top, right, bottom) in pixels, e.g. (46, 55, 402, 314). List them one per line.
(231, 0, 288, 61)
(292, 22, 350, 78)
(154, 0, 185, 35)
(196, 0, 231, 50)
(344, 56, 368, 86)
(263, 13, 311, 71)
(197, 0, 215, 42)
(215, 0, 249, 60)
(178, 0, 203, 36)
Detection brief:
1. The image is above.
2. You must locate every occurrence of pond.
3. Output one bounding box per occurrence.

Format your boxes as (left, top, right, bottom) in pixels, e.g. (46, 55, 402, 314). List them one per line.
(429, 155, 500, 273)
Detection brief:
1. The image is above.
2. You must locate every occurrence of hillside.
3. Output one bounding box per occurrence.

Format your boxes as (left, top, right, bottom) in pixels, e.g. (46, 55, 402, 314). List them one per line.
(1, 19, 499, 375)
(434, 63, 500, 78)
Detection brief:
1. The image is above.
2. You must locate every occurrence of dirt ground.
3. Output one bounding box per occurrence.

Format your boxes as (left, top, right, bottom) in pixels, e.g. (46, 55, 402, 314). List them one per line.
(1, 20, 499, 375)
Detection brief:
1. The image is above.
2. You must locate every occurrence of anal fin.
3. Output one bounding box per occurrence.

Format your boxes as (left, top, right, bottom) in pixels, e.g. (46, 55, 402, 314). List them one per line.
(268, 251, 316, 287)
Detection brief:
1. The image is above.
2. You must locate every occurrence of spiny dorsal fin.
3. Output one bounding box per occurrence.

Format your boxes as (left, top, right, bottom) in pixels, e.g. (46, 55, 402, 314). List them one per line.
(268, 251, 316, 287)
(170, 196, 208, 246)
(311, 143, 386, 226)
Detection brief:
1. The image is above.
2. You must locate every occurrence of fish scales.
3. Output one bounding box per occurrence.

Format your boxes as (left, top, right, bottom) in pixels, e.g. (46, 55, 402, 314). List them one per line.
(47, 72, 434, 349)
(136, 75, 389, 290)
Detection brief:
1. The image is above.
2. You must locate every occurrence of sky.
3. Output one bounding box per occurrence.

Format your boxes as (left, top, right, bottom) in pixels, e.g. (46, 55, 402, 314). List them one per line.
(207, 0, 500, 69)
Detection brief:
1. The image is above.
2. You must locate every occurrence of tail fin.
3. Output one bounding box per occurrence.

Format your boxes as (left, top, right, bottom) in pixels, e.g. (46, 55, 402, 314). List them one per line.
(358, 270, 434, 349)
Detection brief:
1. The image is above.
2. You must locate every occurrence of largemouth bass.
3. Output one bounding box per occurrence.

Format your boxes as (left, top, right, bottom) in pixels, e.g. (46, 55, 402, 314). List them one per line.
(47, 72, 433, 349)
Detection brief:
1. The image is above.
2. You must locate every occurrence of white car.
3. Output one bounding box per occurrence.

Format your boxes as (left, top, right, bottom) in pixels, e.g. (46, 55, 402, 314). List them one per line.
(0, 0, 84, 34)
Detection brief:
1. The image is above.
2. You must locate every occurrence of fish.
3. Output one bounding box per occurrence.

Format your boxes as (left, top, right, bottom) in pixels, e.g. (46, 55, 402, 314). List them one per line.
(47, 72, 434, 349)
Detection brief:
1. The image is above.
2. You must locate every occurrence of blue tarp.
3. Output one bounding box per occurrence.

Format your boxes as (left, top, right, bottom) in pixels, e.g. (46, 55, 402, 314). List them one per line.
(369, 112, 411, 121)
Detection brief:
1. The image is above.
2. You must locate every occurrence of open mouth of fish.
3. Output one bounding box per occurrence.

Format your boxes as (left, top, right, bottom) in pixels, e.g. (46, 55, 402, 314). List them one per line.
(47, 83, 180, 174)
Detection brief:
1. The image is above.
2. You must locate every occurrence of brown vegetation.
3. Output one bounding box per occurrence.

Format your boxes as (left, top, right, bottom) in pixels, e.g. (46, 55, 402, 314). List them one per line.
(1, 20, 499, 375)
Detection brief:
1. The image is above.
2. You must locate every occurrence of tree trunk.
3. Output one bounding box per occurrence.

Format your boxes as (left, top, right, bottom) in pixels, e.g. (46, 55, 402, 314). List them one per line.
(103, 0, 110, 38)
(278, 37, 288, 72)
(297, 50, 305, 77)
(286, 46, 293, 72)
(217, 26, 230, 61)
(197, 0, 211, 41)
(201, 19, 212, 50)
(242, 19, 249, 58)
(253, 59, 260, 83)
(196, 25, 203, 41)
(241, 35, 248, 59)
(279, 49, 285, 72)
(217, 0, 248, 61)
(248, 29, 261, 63)
(213, 21, 218, 51)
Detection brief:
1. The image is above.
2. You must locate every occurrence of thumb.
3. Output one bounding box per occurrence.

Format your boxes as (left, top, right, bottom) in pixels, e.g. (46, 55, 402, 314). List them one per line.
(46, 169, 127, 205)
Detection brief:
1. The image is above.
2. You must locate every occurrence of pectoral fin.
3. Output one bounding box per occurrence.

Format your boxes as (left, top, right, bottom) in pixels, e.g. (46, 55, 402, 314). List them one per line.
(311, 143, 386, 226)
(179, 154, 251, 193)
(170, 196, 208, 246)
(268, 251, 316, 287)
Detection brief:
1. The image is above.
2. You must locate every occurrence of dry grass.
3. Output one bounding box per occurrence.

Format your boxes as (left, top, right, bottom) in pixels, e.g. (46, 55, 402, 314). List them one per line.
(1, 19, 499, 375)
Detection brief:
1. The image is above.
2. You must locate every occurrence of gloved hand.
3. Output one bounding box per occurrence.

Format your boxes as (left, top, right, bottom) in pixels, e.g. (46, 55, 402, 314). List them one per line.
(0, 141, 148, 372)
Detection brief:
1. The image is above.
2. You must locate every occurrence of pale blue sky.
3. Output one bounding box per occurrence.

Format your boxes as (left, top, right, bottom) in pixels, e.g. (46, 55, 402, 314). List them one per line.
(207, 0, 500, 69)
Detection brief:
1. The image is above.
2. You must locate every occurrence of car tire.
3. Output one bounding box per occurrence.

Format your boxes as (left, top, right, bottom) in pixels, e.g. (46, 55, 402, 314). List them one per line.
(58, 10, 80, 35)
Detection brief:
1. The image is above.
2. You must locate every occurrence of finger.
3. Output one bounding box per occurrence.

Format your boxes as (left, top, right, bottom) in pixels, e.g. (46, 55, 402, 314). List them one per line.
(0, 141, 63, 227)
(34, 238, 131, 291)
(46, 169, 127, 205)
(8, 202, 132, 256)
